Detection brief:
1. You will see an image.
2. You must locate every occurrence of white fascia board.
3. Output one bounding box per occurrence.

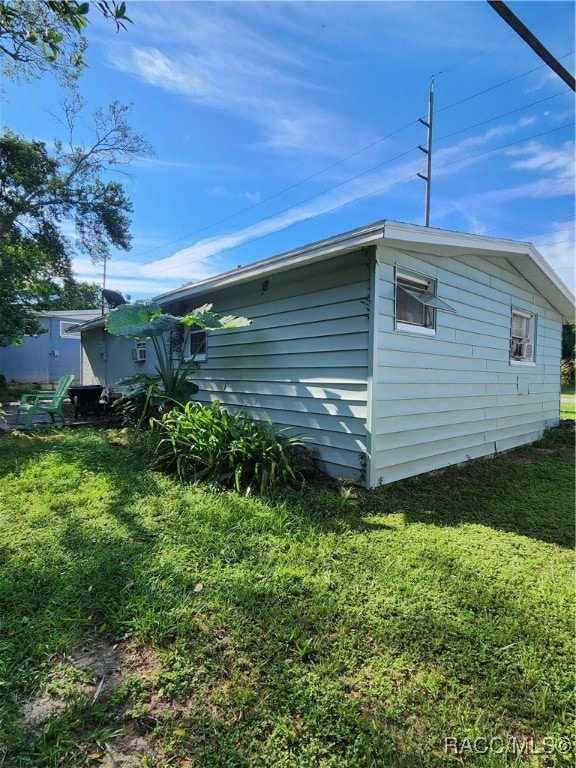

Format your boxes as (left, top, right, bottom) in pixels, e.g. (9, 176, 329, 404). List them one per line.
(36, 310, 101, 321)
(381, 220, 535, 257)
(507, 246, 575, 323)
(154, 221, 387, 306)
(71, 316, 107, 332)
(381, 221, 575, 323)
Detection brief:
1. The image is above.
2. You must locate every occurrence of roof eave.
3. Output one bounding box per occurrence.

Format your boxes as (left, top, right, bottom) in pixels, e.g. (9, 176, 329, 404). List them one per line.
(154, 220, 387, 306)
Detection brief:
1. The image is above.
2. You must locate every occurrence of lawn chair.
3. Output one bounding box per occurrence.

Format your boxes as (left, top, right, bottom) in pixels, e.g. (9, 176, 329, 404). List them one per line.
(15, 374, 75, 427)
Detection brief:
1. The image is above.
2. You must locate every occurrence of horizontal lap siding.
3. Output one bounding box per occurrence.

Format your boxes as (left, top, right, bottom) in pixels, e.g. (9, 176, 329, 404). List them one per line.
(371, 245, 563, 486)
(166, 250, 372, 480)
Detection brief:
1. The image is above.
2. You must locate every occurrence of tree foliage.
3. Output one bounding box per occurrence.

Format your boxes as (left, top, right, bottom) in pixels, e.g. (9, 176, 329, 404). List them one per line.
(0, 0, 131, 83)
(562, 323, 575, 360)
(0, 98, 151, 345)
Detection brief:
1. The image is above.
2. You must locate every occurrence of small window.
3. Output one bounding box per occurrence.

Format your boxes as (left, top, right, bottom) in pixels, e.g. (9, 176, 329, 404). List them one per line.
(60, 321, 80, 339)
(187, 326, 207, 362)
(510, 309, 536, 363)
(131, 340, 147, 363)
(395, 267, 455, 335)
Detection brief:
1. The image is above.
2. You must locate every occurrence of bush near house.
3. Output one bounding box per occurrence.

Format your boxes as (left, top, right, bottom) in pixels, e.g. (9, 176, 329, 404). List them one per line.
(150, 400, 314, 494)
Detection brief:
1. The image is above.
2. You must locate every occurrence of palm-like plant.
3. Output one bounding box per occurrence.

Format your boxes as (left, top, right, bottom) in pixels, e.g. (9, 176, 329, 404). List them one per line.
(105, 301, 250, 427)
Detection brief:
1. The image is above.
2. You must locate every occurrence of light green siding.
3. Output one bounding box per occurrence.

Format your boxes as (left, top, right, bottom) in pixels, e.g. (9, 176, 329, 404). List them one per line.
(370, 244, 563, 486)
(79, 228, 567, 489)
(164, 250, 372, 480)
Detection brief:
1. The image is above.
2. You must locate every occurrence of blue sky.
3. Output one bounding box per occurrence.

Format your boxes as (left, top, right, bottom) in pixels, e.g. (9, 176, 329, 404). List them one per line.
(2, 0, 574, 299)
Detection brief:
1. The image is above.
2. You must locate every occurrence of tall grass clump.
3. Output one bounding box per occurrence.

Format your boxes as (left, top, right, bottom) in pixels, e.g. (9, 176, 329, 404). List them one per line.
(150, 400, 312, 493)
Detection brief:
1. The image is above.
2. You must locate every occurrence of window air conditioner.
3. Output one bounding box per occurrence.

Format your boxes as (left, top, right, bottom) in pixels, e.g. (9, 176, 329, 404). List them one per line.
(131, 347, 146, 362)
(519, 342, 533, 360)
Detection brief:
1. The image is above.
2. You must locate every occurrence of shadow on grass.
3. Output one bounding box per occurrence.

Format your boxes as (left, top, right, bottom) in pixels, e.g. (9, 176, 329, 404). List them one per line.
(363, 424, 575, 550)
(0, 425, 573, 767)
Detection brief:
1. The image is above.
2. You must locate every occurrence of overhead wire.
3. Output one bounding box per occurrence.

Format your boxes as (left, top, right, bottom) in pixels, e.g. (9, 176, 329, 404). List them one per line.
(115, 53, 573, 267)
(132, 121, 574, 279)
(127, 98, 574, 277)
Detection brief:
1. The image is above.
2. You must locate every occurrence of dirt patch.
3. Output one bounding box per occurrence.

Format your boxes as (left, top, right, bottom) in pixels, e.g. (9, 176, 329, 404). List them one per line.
(23, 639, 161, 727)
(22, 639, 165, 765)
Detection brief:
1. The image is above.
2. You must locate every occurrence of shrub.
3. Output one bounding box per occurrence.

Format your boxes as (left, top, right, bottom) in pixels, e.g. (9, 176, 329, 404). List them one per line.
(150, 401, 312, 493)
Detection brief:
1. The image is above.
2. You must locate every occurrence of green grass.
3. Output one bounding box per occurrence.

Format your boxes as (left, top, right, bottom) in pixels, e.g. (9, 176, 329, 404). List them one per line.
(0, 425, 574, 767)
(560, 388, 575, 420)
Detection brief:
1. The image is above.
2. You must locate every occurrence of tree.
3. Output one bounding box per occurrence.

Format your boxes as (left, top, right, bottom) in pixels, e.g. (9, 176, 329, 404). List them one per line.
(46, 277, 101, 310)
(0, 0, 131, 83)
(562, 323, 575, 360)
(0, 98, 152, 345)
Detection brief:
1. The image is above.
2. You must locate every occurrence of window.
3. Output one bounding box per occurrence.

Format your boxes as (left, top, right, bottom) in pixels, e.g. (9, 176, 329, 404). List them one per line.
(131, 340, 147, 363)
(60, 321, 80, 339)
(186, 326, 207, 362)
(510, 309, 536, 363)
(395, 267, 456, 334)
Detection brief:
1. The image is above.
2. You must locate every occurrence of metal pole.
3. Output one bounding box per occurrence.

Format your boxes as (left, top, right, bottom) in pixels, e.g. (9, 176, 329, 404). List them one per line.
(417, 77, 434, 227)
(101, 255, 107, 316)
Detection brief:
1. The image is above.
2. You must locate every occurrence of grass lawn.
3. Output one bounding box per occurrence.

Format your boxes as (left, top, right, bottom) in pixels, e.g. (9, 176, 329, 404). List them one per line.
(0, 422, 574, 767)
(560, 387, 575, 420)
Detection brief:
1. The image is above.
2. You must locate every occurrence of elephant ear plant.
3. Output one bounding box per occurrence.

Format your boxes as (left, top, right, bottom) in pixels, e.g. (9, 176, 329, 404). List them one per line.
(106, 301, 251, 428)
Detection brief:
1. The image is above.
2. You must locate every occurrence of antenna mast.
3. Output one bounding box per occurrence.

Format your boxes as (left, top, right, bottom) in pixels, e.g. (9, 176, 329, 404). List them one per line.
(101, 255, 107, 316)
(417, 78, 434, 227)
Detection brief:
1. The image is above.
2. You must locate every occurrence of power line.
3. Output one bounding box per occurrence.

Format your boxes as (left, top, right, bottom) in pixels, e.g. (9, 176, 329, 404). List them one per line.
(115, 117, 421, 262)
(434, 90, 567, 145)
(434, 122, 574, 172)
(135, 122, 574, 279)
(483, 213, 574, 235)
(435, 50, 574, 115)
(115, 55, 573, 268)
(486, 0, 576, 91)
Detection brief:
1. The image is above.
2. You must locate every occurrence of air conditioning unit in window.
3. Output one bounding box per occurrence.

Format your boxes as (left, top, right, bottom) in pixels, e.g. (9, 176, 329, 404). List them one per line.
(519, 342, 534, 360)
(131, 347, 146, 362)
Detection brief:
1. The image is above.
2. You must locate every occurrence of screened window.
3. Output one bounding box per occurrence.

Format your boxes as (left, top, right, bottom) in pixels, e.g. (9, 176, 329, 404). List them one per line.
(395, 268, 455, 334)
(510, 309, 536, 363)
(187, 326, 207, 362)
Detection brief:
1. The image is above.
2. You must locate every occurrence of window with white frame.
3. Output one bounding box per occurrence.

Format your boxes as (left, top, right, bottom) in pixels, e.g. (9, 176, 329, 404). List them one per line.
(510, 309, 536, 363)
(186, 326, 207, 362)
(131, 340, 147, 363)
(60, 321, 80, 339)
(395, 267, 456, 334)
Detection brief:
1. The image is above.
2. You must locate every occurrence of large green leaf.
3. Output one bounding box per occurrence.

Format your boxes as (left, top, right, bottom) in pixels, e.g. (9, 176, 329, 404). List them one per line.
(181, 304, 252, 330)
(106, 302, 180, 338)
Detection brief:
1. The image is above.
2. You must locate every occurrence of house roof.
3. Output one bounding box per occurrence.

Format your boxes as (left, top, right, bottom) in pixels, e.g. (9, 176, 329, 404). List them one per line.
(75, 220, 575, 331)
(37, 309, 102, 321)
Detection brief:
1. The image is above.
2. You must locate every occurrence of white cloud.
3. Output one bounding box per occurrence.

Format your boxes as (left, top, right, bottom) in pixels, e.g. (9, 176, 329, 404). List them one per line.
(134, 158, 421, 282)
(531, 221, 576, 293)
(434, 117, 536, 166)
(104, 6, 371, 157)
(507, 140, 575, 173)
(127, 116, 574, 287)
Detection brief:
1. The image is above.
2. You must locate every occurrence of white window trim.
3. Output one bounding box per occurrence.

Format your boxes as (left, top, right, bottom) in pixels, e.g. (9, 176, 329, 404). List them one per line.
(60, 321, 80, 339)
(183, 327, 207, 363)
(396, 321, 437, 336)
(394, 266, 456, 335)
(131, 340, 147, 363)
(510, 307, 537, 366)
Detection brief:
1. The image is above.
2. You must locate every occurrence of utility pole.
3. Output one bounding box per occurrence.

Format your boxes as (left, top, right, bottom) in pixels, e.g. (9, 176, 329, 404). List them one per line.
(418, 78, 434, 227)
(101, 255, 107, 316)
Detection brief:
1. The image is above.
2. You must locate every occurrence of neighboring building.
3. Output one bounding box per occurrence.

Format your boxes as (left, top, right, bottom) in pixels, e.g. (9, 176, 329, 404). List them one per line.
(75, 220, 574, 487)
(0, 310, 101, 387)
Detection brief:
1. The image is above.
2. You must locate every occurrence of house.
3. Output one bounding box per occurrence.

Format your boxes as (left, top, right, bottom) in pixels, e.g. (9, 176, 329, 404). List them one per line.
(0, 310, 101, 387)
(76, 220, 574, 487)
